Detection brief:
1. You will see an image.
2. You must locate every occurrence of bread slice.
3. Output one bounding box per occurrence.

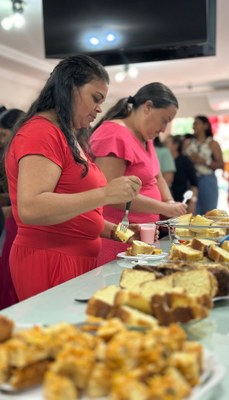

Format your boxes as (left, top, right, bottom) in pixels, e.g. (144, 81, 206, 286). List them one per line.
(175, 213, 193, 225)
(172, 269, 218, 298)
(119, 269, 156, 290)
(111, 305, 158, 328)
(169, 244, 203, 261)
(114, 289, 153, 314)
(127, 240, 155, 256)
(205, 209, 228, 218)
(115, 223, 135, 243)
(138, 275, 176, 298)
(138, 268, 217, 298)
(150, 292, 211, 325)
(0, 315, 14, 342)
(195, 225, 226, 238)
(86, 285, 119, 318)
(190, 237, 217, 252)
(175, 228, 195, 238)
(221, 241, 229, 252)
(208, 245, 229, 263)
(189, 215, 214, 233)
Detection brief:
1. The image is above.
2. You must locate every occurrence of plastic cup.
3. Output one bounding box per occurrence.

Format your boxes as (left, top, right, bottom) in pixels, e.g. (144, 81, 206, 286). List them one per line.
(140, 223, 156, 244)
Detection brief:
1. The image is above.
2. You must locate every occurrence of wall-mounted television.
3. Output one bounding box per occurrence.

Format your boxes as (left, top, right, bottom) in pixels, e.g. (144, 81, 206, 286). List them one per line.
(42, 0, 216, 66)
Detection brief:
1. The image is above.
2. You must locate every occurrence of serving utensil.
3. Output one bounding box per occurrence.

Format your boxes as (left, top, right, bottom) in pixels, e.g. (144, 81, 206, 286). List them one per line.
(182, 190, 193, 204)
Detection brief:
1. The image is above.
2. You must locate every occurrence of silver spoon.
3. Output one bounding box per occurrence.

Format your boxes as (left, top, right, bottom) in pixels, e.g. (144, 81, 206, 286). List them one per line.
(182, 190, 193, 204)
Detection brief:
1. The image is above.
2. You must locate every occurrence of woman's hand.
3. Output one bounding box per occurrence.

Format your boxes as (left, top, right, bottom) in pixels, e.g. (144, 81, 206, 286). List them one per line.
(127, 224, 141, 242)
(104, 175, 142, 205)
(189, 153, 205, 165)
(162, 202, 187, 218)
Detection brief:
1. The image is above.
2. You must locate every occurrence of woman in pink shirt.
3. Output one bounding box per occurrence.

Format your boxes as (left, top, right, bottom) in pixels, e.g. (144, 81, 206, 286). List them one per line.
(90, 82, 187, 265)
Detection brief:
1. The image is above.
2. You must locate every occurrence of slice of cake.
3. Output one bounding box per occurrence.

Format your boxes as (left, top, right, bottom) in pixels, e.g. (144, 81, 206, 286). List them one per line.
(119, 269, 156, 290)
(175, 213, 193, 225)
(189, 215, 214, 234)
(190, 237, 217, 252)
(172, 269, 218, 298)
(169, 244, 203, 261)
(175, 228, 195, 238)
(86, 285, 119, 318)
(111, 305, 158, 328)
(205, 209, 228, 218)
(208, 245, 229, 263)
(127, 240, 155, 256)
(115, 223, 135, 243)
(221, 241, 229, 252)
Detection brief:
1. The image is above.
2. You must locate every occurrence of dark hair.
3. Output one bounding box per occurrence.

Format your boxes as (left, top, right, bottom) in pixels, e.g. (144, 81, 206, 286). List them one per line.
(170, 135, 183, 155)
(0, 105, 7, 114)
(9, 54, 110, 176)
(194, 115, 213, 138)
(0, 108, 25, 130)
(0, 109, 25, 192)
(93, 82, 178, 131)
(154, 136, 163, 147)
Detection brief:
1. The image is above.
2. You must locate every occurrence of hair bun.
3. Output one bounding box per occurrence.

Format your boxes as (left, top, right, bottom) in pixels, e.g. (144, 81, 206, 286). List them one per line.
(127, 96, 135, 104)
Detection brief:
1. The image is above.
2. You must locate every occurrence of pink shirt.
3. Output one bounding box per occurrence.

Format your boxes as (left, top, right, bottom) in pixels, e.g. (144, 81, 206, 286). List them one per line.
(90, 121, 161, 223)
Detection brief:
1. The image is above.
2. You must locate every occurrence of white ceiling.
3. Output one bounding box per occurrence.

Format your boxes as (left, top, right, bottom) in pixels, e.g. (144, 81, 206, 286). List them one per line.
(0, 0, 229, 116)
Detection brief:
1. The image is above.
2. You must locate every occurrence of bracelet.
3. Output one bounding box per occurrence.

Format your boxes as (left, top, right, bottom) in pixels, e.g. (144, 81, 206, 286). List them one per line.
(110, 224, 118, 239)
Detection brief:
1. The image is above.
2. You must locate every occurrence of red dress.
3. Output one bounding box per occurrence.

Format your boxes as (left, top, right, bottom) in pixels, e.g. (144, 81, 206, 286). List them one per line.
(5, 116, 107, 301)
(90, 121, 161, 266)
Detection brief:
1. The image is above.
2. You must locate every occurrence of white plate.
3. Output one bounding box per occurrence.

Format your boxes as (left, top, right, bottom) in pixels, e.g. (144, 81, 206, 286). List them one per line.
(0, 349, 225, 400)
(116, 251, 168, 261)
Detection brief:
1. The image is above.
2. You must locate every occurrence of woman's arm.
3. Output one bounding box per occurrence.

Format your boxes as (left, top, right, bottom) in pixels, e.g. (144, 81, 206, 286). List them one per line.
(17, 155, 141, 225)
(156, 172, 174, 202)
(95, 156, 187, 217)
(161, 171, 174, 187)
(209, 140, 224, 170)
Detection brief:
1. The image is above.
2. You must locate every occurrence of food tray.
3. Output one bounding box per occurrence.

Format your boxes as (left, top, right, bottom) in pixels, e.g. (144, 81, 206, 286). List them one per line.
(0, 349, 225, 400)
(156, 217, 229, 242)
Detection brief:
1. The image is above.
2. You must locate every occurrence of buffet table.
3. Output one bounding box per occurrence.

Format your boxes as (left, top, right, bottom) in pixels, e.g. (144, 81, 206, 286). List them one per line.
(0, 238, 229, 400)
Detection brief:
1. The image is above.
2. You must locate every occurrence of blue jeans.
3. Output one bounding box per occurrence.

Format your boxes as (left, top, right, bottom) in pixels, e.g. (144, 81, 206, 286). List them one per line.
(196, 174, 218, 215)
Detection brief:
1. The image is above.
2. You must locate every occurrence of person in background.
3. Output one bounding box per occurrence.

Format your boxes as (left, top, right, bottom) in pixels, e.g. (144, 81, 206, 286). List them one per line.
(0, 108, 25, 309)
(4, 54, 142, 302)
(182, 133, 194, 155)
(154, 135, 176, 187)
(90, 82, 187, 265)
(185, 115, 224, 215)
(165, 135, 198, 215)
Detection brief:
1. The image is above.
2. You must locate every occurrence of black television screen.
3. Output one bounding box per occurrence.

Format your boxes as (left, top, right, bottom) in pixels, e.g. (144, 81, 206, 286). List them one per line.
(42, 0, 216, 66)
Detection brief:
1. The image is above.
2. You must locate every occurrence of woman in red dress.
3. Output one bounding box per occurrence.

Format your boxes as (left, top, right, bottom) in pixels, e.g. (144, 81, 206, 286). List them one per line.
(5, 55, 141, 301)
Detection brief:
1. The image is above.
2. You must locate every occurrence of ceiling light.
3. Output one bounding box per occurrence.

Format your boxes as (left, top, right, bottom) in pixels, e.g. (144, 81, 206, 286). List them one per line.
(106, 33, 115, 42)
(114, 71, 126, 83)
(1, 16, 13, 30)
(12, 12, 25, 28)
(1, 0, 26, 30)
(114, 65, 139, 82)
(89, 36, 100, 46)
(128, 67, 139, 79)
